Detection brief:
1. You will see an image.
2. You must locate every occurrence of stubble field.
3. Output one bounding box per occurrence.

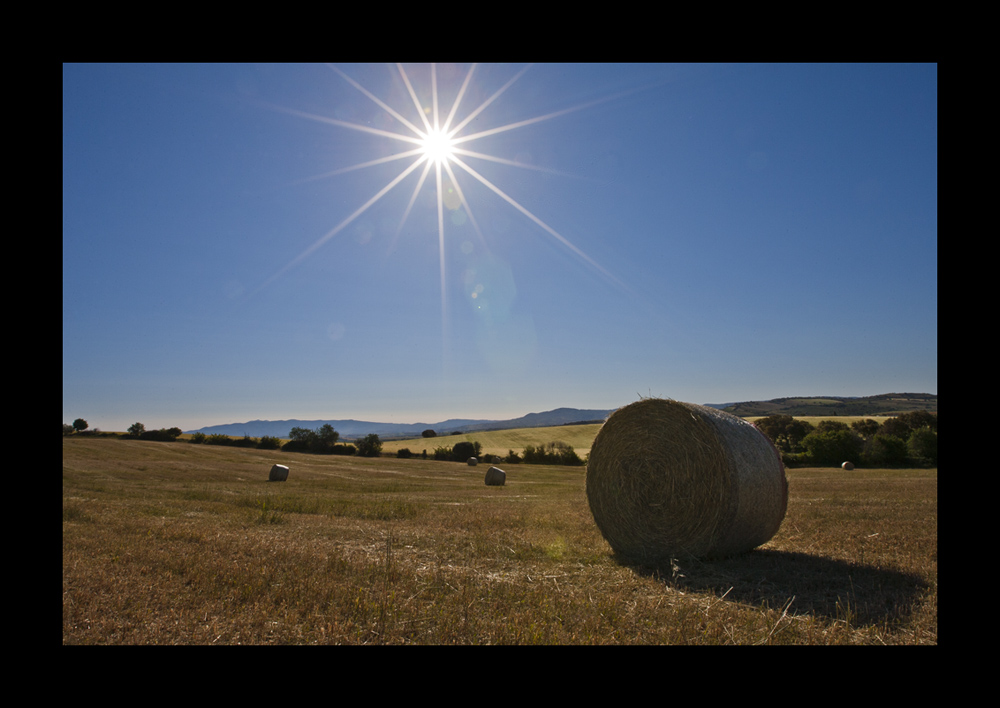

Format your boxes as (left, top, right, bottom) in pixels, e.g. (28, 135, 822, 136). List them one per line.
(62, 437, 936, 644)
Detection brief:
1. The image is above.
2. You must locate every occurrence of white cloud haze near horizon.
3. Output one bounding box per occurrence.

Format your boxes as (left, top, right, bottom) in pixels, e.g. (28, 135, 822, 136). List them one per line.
(63, 63, 937, 432)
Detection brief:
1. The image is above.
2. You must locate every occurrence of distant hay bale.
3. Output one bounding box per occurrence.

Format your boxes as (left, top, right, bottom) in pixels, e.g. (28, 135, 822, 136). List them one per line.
(841, 461, 855, 470)
(269, 464, 289, 482)
(586, 398, 787, 561)
(467, 457, 478, 466)
(484, 466, 506, 486)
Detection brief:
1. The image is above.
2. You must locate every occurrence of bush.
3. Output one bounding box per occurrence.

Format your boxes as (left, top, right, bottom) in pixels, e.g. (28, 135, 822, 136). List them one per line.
(356, 434, 382, 458)
(451, 441, 481, 462)
(521, 442, 584, 466)
(189, 432, 206, 444)
(801, 429, 864, 466)
(257, 436, 282, 450)
(862, 434, 909, 467)
(138, 427, 183, 442)
(907, 427, 937, 466)
(422, 429, 437, 438)
(397, 448, 412, 459)
(754, 415, 815, 453)
(205, 434, 233, 446)
(231, 435, 258, 448)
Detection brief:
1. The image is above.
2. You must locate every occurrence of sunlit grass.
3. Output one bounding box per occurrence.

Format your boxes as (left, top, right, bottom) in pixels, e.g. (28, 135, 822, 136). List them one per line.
(63, 437, 936, 644)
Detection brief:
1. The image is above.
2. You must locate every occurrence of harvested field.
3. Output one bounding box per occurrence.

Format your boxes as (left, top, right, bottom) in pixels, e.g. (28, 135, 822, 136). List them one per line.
(63, 437, 936, 644)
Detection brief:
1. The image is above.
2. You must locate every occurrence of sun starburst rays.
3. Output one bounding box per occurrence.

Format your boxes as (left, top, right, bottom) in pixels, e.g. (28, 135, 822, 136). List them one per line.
(255, 63, 632, 306)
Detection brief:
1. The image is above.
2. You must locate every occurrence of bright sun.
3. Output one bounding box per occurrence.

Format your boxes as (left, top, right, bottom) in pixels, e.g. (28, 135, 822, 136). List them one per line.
(257, 63, 629, 299)
(420, 127, 455, 165)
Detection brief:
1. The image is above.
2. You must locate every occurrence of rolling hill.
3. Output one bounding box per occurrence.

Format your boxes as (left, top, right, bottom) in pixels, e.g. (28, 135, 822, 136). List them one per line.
(186, 394, 935, 440)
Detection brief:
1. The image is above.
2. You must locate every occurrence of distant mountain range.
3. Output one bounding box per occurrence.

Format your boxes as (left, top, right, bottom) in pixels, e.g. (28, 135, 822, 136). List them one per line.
(187, 393, 936, 439)
(186, 407, 615, 440)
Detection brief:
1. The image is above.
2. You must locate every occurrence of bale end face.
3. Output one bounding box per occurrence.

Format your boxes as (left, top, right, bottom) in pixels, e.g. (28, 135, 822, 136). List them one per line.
(467, 457, 478, 466)
(484, 466, 506, 486)
(269, 464, 289, 482)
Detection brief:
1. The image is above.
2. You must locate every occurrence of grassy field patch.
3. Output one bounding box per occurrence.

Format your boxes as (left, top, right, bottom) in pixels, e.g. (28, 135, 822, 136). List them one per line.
(63, 437, 936, 644)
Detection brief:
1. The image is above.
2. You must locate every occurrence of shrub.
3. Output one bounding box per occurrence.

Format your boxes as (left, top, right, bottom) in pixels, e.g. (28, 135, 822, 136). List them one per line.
(801, 429, 864, 466)
(862, 434, 909, 467)
(907, 427, 937, 466)
(422, 429, 437, 438)
(850, 418, 881, 439)
(231, 435, 258, 448)
(753, 415, 815, 453)
(127, 422, 146, 438)
(189, 432, 206, 444)
(206, 434, 233, 446)
(356, 434, 382, 458)
(139, 428, 183, 442)
(257, 436, 282, 450)
(451, 441, 481, 462)
(397, 448, 412, 459)
(521, 442, 584, 466)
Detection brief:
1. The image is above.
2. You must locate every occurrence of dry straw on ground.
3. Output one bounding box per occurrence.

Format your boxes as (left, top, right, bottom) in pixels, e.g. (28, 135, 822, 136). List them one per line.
(586, 398, 787, 562)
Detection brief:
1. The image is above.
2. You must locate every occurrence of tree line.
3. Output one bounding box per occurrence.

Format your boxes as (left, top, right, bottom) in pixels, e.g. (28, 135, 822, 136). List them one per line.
(65, 411, 936, 469)
(63, 419, 584, 465)
(753, 410, 937, 467)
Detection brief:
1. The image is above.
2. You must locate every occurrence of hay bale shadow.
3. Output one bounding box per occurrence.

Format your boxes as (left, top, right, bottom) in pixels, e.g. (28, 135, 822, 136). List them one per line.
(622, 549, 929, 627)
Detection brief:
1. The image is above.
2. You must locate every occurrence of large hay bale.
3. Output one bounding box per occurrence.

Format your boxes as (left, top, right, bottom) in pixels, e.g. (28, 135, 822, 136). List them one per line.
(586, 398, 787, 561)
(467, 457, 478, 466)
(484, 466, 506, 486)
(269, 464, 289, 482)
(841, 461, 855, 470)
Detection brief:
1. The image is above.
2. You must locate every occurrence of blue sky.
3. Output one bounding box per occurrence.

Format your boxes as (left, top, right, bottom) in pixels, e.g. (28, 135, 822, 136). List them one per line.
(63, 63, 937, 432)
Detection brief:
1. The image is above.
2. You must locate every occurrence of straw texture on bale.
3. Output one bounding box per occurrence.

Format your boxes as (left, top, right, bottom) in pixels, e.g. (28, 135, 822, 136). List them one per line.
(269, 464, 289, 482)
(586, 398, 787, 561)
(484, 466, 506, 486)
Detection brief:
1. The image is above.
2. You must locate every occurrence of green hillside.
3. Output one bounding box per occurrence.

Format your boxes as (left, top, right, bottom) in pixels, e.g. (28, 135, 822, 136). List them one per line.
(380, 423, 604, 460)
(722, 393, 936, 417)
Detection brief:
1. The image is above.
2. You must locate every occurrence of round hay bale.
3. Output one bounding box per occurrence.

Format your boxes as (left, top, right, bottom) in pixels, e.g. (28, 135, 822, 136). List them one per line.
(269, 464, 289, 482)
(585, 398, 787, 561)
(467, 457, 478, 466)
(484, 466, 506, 486)
(841, 461, 855, 470)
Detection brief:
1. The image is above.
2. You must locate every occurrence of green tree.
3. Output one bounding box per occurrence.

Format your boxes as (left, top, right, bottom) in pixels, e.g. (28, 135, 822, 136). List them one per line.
(815, 420, 849, 434)
(317, 424, 340, 448)
(754, 415, 815, 453)
(801, 429, 864, 466)
(907, 427, 937, 465)
(862, 434, 909, 467)
(422, 429, 437, 438)
(850, 418, 881, 439)
(127, 422, 146, 438)
(72, 418, 89, 433)
(452, 441, 480, 461)
(356, 433, 382, 457)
